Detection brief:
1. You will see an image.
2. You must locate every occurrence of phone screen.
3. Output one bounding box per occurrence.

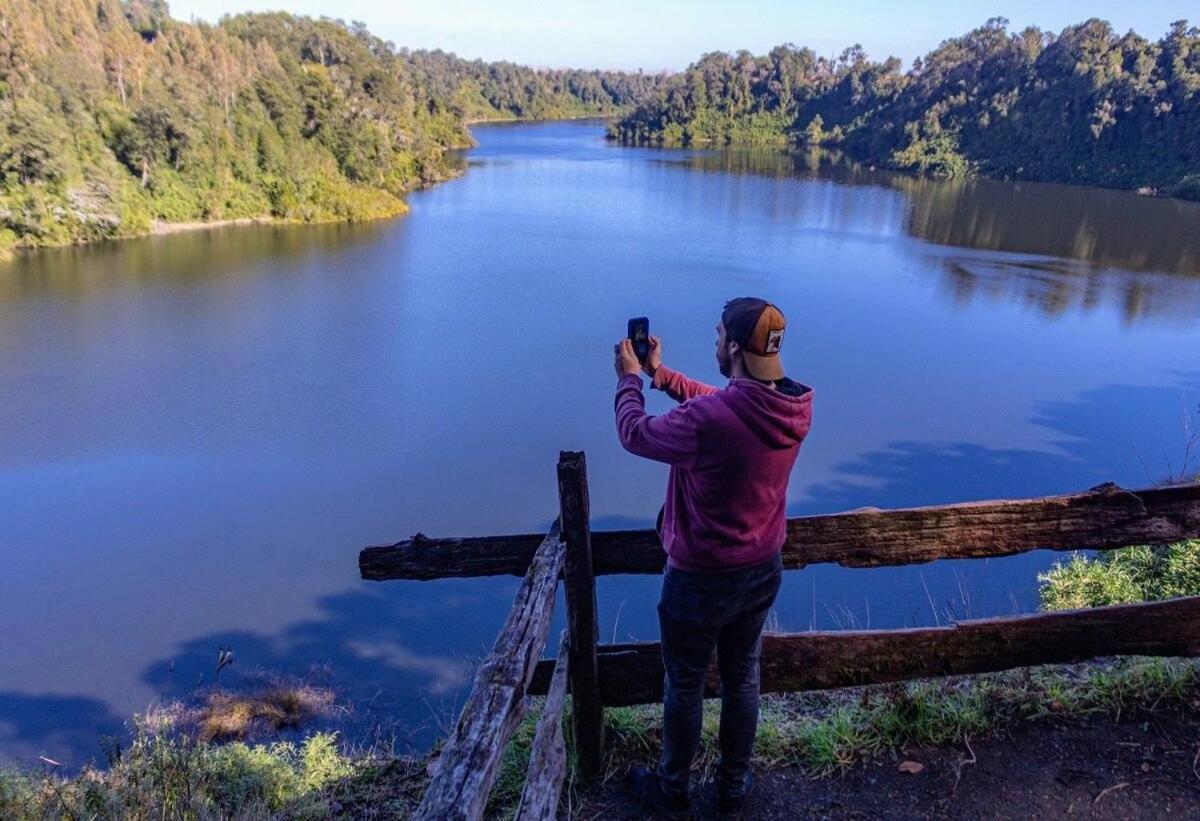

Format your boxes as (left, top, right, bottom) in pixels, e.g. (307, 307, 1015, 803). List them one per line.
(628, 317, 650, 363)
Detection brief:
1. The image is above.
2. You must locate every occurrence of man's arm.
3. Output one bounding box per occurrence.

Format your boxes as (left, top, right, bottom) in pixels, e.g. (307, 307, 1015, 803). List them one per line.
(615, 374, 702, 466)
(641, 335, 720, 404)
(650, 364, 721, 404)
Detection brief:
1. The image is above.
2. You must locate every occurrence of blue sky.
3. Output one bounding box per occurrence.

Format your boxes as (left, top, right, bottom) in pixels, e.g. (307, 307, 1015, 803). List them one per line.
(171, 1, 1194, 71)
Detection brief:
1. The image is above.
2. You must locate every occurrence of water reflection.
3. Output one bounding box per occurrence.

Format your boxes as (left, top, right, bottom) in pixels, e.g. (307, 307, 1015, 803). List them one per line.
(897, 175, 1200, 275)
(662, 145, 861, 182)
(935, 254, 1200, 326)
(795, 373, 1200, 516)
(665, 145, 1200, 323)
(0, 220, 392, 301)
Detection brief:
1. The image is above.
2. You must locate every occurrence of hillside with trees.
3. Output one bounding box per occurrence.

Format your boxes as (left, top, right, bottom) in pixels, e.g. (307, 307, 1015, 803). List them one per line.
(5, 6, 1195, 260)
(0, 0, 661, 256)
(402, 50, 662, 122)
(611, 18, 1200, 199)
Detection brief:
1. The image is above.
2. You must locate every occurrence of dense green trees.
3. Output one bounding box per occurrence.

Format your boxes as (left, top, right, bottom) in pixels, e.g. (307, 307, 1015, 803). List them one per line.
(0, 1, 662, 255)
(5, 6, 1193, 258)
(402, 50, 660, 122)
(612, 18, 1200, 198)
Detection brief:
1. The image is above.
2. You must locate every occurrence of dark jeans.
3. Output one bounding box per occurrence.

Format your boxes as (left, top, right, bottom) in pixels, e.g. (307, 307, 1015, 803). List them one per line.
(656, 552, 782, 798)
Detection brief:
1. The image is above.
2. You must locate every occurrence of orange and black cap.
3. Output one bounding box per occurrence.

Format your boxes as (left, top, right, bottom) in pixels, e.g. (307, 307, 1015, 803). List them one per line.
(721, 297, 786, 381)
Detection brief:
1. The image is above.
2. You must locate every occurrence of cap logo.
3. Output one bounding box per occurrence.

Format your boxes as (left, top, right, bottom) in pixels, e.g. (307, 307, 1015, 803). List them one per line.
(765, 328, 784, 354)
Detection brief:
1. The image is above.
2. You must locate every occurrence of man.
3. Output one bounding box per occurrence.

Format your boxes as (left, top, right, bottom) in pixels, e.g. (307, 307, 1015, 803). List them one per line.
(612, 297, 814, 820)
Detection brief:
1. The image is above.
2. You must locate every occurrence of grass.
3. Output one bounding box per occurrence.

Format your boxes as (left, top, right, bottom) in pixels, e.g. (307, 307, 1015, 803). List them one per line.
(5, 656, 1198, 819)
(1039, 540, 1200, 610)
(194, 684, 335, 744)
(0, 680, 353, 820)
(582, 658, 1200, 786)
(0, 664, 1195, 821)
(0, 723, 355, 820)
(469, 655, 1200, 818)
(484, 711, 537, 817)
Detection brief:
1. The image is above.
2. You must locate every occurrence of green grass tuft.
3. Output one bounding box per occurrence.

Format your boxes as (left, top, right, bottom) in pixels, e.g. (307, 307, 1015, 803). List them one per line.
(1039, 541, 1200, 610)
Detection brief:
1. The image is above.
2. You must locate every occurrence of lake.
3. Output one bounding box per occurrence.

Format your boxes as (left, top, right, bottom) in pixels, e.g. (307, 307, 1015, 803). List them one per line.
(2, 120, 1199, 767)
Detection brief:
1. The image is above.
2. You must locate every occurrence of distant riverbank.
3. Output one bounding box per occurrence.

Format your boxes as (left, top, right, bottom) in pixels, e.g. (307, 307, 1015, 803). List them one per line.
(611, 19, 1200, 201)
(464, 113, 616, 125)
(149, 217, 277, 236)
(0, 7, 657, 263)
(0, 204, 412, 263)
(0, 115, 623, 261)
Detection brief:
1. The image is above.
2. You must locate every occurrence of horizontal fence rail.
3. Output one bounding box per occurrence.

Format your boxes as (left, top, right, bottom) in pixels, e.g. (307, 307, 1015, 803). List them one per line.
(360, 482, 1200, 581)
(414, 522, 564, 821)
(527, 595, 1200, 706)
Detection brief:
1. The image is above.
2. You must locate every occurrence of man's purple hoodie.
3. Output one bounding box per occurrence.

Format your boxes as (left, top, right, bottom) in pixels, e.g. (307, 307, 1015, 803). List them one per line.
(615, 364, 813, 571)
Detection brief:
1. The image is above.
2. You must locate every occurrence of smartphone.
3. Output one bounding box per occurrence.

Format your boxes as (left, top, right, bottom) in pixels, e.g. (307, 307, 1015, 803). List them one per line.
(627, 317, 650, 363)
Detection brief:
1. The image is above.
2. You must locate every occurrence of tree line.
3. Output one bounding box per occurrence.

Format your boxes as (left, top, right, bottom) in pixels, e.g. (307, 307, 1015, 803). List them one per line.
(611, 18, 1200, 199)
(3, 6, 1196, 259)
(0, 0, 664, 255)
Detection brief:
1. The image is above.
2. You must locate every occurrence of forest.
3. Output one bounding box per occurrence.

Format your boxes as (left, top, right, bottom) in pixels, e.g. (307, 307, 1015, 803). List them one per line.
(611, 18, 1200, 199)
(3, 7, 1198, 259)
(0, 0, 662, 254)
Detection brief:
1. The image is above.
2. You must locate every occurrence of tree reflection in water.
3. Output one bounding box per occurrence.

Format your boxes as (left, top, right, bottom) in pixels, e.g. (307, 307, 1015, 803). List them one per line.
(664, 145, 1200, 324)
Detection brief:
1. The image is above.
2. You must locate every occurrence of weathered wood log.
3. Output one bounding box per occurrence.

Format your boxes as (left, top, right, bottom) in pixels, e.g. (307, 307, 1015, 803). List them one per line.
(558, 451, 604, 778)
(359, 530, 546, 581)
(360, 482, 1200, 580)
(359, 528, 653, 580)
(413, 523, 564, 821)
(515, 631, 570, 821)
(790, 482, 1200, 568)
(528, 595, 1200, 706)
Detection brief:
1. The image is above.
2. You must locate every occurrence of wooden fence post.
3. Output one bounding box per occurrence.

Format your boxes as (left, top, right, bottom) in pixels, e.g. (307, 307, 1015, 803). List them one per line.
(557, 450, 604, 777)
(515, 630, 571, 820)
(413, 525, 565, 820)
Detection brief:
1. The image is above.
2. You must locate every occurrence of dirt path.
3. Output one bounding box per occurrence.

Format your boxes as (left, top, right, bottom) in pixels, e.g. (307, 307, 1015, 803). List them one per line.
(574, 712, 1200, 819)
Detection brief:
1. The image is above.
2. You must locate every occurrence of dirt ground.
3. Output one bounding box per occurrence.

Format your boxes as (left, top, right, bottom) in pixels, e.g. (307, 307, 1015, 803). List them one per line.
(573, 711, 1200, 820)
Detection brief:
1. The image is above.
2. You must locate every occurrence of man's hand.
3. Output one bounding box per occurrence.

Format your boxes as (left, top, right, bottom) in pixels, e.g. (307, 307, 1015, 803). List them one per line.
(643, 334, 663, 376)
(614, 338, 641, 378)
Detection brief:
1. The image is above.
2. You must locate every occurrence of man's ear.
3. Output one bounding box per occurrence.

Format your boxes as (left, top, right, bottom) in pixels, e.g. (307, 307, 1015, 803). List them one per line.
(727, 339, 741, 357)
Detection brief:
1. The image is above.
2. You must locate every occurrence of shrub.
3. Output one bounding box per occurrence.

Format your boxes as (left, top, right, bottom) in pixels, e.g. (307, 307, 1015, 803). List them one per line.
(1169, 174, 1200, 202)
(1039, 541, 1200, 610)
(0, 721, 356, 819)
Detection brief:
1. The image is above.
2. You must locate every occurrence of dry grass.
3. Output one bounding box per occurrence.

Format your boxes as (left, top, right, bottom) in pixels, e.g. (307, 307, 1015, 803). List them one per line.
(194, 684, 336, 743)
(135, 680, 338, 746)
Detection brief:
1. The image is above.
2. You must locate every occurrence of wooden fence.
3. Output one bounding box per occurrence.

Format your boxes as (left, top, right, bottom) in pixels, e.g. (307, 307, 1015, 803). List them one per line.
(359, 452, 1200, 820)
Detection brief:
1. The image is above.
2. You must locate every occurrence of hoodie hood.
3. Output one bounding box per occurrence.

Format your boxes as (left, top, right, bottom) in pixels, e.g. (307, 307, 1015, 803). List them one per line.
(722, 377, 813, 449)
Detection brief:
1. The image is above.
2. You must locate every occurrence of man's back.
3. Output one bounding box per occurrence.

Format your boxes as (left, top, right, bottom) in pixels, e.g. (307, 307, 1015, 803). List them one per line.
(615, 366, 813, 570)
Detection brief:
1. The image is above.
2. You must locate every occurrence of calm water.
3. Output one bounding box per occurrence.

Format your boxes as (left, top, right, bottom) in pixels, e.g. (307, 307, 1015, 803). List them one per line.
(3, 121, 1200, 767)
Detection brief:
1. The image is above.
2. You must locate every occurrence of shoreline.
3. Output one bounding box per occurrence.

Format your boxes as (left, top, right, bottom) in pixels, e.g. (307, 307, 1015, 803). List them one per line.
(0, 206, 412, 262)
(618, 134, 1200, 203)
(463, 113, 617, 125)
(148, 216, 278, 236)
(0, 117, 587, 260)
(2, 138, 479, 262)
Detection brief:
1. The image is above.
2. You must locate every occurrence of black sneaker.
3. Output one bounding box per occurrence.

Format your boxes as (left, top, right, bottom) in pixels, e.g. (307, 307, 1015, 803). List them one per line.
(717, 770, 755, 820)
(625, 765, 694, 820)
